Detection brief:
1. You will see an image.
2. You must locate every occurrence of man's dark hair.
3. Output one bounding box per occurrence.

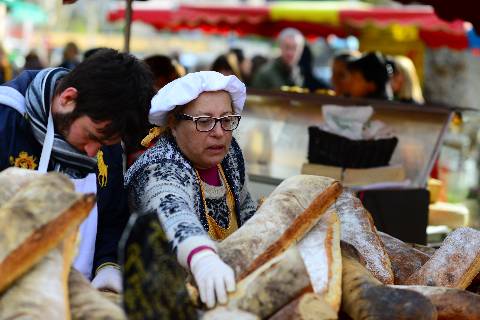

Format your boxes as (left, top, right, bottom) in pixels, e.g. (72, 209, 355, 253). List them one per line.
(56, 48, 155, 140)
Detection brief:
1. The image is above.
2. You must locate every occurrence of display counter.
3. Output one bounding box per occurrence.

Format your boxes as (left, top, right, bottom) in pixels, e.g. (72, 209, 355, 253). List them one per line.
(238, 90, 452, 188)
(237, 90, 455, 244)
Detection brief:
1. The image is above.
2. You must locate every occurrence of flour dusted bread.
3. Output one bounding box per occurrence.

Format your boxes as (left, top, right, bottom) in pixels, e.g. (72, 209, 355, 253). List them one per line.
(0, 172, 95, 293)
(379, 231, 430, 284)
(406, 227, 480, 289)
(0, 231, 78, 320)
(340, 243, 437, 320)
(0, 167, 39, 205)
(394, 285, 480, 320)
(336, 191, 394, 284)
(269, 293, 337, 320)
(298, 210, 342, 313)
(217, 210, 342, 318)
(202, 307, 259, 320)
(69, 268, 127, 320)
(218, 175, 341, 278)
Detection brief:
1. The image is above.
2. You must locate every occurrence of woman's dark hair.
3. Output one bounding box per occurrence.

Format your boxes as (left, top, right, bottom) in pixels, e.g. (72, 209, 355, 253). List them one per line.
(210, 53, 242, 80)
(347, 51, 392, 100)
(56, 48, 155, 140)
(143, 54, 184, 87)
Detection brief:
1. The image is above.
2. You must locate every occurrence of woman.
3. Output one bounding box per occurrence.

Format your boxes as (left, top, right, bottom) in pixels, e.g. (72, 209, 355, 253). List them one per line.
(391, 55, 424, 104)
(125, 71, 256, 309)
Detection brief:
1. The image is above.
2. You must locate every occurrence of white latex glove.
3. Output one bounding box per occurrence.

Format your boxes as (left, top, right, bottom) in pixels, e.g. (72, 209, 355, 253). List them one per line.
(190, 250, 236, 308)
(91, 266, 123, 293)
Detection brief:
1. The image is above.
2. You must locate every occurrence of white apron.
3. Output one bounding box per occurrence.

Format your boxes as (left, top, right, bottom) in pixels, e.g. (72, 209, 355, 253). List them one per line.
(37, 108, 98, 280)
(0, 86, 98, 280)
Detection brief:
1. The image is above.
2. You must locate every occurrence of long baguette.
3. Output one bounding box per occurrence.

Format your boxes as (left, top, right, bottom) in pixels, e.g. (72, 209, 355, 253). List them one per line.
(0, 173, 95, 293)
(341, 242, 437, 320)
(219, 175, 339, 278)
(240, 181, 342, 279)
(0, 230, 78, 320)
(394, 285, 480, 320)
(69, 268, 127, 320)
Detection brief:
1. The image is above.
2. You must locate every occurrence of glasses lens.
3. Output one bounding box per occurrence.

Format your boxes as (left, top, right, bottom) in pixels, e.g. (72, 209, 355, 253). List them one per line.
(196, 117, 215, 132)
(221, 116, 240, 131)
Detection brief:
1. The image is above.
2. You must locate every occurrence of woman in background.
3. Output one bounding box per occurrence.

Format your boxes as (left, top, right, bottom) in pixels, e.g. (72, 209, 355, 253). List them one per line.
(391, 55, 424, 104)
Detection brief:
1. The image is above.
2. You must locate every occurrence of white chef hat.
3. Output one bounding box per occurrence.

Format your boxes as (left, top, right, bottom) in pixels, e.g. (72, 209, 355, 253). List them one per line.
(149, 71, 246, 126)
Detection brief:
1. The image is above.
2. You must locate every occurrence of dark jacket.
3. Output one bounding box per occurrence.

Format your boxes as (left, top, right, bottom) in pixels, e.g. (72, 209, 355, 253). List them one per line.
(0, 70, 129, 275)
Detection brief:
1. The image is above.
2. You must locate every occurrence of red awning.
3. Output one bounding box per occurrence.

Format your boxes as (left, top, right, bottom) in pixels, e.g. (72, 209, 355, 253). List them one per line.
(107, 3, 468, 49)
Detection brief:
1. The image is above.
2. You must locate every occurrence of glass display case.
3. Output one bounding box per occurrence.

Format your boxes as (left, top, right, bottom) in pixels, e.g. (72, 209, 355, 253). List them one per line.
(237, 89, 453, 191)
(236, 90, 456, 244)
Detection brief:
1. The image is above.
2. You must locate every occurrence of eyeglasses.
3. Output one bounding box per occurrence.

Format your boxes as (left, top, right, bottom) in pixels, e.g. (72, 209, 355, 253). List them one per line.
(176, 114, 241, 132)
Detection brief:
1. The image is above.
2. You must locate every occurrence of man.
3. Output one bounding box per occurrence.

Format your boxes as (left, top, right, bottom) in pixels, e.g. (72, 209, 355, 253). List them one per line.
(250, 28, 305, 90)
(0, 48, 154, 292)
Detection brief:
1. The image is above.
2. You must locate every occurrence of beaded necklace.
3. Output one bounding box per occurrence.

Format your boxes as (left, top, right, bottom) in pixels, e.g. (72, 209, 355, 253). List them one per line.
(194, 164, 238, 241)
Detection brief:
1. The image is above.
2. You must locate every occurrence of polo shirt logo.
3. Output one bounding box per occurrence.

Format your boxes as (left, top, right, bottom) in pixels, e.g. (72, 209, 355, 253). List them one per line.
(97, 150, 108, 188)
(9, 151, 38, 170)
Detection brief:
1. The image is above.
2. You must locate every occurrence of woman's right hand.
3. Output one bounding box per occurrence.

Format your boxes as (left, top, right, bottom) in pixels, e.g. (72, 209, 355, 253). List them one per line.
(190, 250, 236, 308)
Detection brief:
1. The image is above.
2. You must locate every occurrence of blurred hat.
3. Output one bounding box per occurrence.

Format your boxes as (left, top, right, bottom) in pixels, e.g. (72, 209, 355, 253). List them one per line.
(149, 71, 246, 126)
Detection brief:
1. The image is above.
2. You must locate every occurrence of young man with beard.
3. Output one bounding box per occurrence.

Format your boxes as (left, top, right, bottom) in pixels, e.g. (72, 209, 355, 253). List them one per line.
(0, 48, 155, 292)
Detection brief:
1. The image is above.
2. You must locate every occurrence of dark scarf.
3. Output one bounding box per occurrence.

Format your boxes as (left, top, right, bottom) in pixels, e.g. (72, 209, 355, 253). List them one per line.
(25, 68, 97, 178)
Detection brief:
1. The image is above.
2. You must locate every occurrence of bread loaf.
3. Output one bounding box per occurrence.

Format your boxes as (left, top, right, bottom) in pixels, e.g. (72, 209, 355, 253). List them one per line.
(218, 175, 340, 278)
(239, 180, 342, 279)
(226, 246, 311, 318)
(268, 293, 337, 320)
(405, 227, 480, 289)
(394, 285, 480, 320)
(202, 307, 259, 320)
(0, 230, 78, 320)
(220, 210, 341, 318)
(298, 210, 342, 313)
(69, 268, 127, 320)
(379, 231, 430, 284)
(0, 167, 40, 205)
(0, 173, 95, 293)
(341, 243, 437, 320)
(336, 192, 394, 284)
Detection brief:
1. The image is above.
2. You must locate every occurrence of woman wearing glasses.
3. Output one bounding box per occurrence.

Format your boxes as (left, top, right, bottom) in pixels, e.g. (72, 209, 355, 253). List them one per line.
(125, 71, 256, 310)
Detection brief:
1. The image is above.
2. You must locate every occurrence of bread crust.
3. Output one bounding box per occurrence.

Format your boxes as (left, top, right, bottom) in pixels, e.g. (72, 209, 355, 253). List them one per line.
(336, 192, 394, 284)
(405, 227, 480, 289)
(0, 173, 95, 293)
(379, 231, 430, 284)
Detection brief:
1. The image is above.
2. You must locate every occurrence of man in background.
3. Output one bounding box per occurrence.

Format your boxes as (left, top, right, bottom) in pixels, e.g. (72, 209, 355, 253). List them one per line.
(250, 28, 305, 90)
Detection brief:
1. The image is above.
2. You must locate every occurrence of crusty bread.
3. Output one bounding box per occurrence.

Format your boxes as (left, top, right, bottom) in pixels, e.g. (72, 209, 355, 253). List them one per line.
(218, 175, 340, 278)
(238, 180, 342, 279)
(379, 231, 430, 284)
(69, 268, 127, 320)
(405, 227, 480, 289)
(0, 167, 40, 205)
(0, 230, 78, 320)
(0, 173, 95, 293)
(226, 246, 311, 318)
(298, 210, 342, 313)
(335, 191, 394, 284)
(202, 306, 259, 320)
(219, 210, 341, 318)
(269, 292, 337, 320)
(341, 243, 437, 320)
(394, 285, 480, 320)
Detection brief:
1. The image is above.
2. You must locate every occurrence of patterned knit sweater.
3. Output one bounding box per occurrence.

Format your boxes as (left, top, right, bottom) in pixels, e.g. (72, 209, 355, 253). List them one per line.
(125, 134, 256, 254)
